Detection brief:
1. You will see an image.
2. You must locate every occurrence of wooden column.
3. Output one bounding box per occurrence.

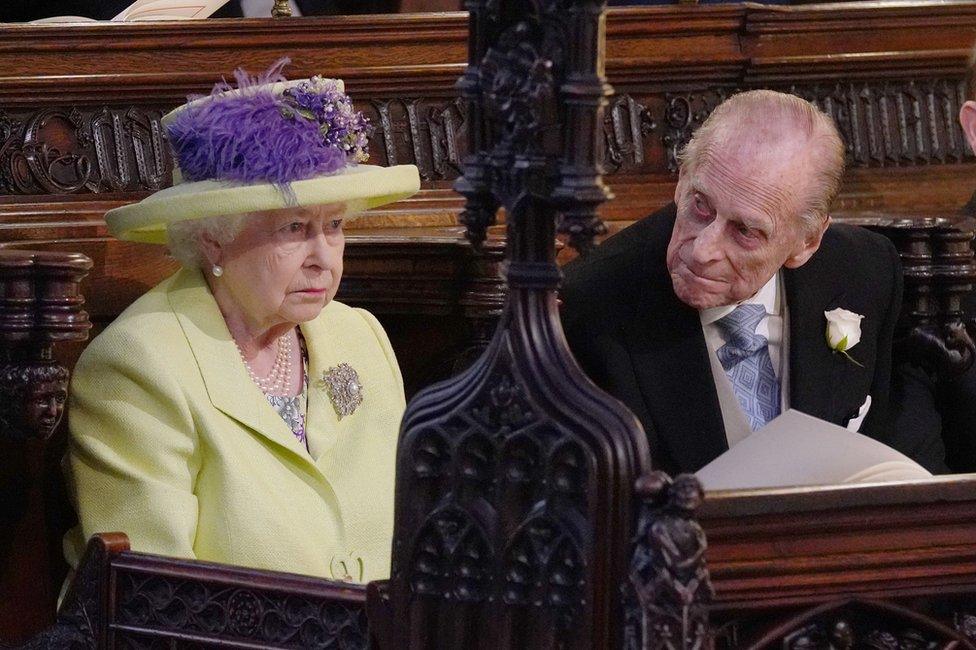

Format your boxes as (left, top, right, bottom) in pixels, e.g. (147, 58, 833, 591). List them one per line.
(374, 0, 685, 647)
(0, 250, 92, 645)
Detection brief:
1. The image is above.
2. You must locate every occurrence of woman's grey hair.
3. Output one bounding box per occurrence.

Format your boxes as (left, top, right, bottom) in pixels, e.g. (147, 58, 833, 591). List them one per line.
(166, 214, 248, 269)
(165, 201, 364, 268)
(677, 89, 846, 236)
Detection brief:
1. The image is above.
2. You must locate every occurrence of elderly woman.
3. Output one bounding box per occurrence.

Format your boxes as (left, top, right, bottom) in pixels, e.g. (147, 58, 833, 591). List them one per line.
(62, 61, 419, 583)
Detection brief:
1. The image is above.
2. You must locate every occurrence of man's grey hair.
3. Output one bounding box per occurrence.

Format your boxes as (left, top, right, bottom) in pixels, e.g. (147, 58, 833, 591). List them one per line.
(166, 214, 249, 269)
(677, 89, 846, 235)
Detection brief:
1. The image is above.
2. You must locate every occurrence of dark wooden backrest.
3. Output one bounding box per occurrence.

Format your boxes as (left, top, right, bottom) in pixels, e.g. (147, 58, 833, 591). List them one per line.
(27, 533, 369, 649)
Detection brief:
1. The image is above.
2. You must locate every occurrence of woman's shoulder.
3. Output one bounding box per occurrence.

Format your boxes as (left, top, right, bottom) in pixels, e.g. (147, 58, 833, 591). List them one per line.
(315, 300, 385, 335)
(310, 300, 403, 395)
(77, 272, 186, 368)
(308, 301, 398, 364)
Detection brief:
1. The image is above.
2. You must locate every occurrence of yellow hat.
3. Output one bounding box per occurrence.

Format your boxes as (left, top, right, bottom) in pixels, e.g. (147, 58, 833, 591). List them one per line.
(105, 62, 419, 244)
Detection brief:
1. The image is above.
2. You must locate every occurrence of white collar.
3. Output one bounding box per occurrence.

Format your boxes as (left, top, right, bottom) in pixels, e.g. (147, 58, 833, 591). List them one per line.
(699, 271, 780, 326)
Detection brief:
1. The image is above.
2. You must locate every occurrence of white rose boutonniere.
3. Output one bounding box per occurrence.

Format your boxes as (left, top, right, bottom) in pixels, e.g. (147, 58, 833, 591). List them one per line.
(825, 308, 865, 367)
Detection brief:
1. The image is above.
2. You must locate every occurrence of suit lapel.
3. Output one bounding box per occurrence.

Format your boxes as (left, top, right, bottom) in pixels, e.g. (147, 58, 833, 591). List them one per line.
(784, 264, 852, 424)
(622, 280, 728, 473)
(167, 268, 319, 469)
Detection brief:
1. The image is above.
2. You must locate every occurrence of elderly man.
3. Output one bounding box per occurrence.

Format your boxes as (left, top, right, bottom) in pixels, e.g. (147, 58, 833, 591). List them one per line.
(561, 89, 944, 475)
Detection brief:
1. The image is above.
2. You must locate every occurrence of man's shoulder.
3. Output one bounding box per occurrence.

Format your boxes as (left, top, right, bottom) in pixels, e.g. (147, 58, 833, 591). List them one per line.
(819, 222, 898, 266)
(792, 221, 901, 310)
(561, 203, 676, 309)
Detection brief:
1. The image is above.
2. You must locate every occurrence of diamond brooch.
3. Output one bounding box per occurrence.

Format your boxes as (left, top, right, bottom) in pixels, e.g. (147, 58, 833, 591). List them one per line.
(321, 363, 363, 419)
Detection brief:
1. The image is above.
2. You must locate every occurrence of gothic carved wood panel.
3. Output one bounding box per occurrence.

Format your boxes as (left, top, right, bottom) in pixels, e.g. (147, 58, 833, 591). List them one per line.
(3, 79, 969, 198)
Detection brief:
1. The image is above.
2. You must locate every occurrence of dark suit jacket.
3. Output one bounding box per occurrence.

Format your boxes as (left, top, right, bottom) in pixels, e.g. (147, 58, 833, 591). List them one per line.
(560, 203, 942, 475)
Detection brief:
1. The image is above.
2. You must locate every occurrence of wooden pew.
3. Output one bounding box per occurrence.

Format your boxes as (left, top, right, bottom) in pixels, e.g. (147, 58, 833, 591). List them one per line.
(4, 2, 976, 646)
(27, 533, 369, 648)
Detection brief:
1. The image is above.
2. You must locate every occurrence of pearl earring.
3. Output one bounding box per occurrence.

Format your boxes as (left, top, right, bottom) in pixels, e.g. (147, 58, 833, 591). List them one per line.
(212, 264, 223, 277)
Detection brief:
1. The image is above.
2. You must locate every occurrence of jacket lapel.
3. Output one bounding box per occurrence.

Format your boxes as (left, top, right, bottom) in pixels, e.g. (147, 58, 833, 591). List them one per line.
(166, 268, 318, 467)
(299, 314, 342, 462)
(784, 264, 852, 424)
(622, 275, 728, 473)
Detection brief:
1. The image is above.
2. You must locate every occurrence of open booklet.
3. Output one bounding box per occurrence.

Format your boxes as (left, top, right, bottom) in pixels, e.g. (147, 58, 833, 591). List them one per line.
(696, 408, 932, 491)
(28, 0, 230, 23)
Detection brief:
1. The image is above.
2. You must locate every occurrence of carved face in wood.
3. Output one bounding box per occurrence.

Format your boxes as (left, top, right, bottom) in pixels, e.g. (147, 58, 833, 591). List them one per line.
(201, 203, 347, 329)
(25, 380, 68, 438)
(666, 131, 828, 310)
(0, 364, 69, 441)
(670, 474, 704, 513)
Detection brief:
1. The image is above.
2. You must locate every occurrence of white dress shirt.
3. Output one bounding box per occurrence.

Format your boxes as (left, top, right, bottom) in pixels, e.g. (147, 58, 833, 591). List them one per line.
(699, 272, 790, 447)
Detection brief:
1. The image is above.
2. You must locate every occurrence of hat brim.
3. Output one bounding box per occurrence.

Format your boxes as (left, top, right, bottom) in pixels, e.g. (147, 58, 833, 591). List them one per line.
(105, 164, 420, 244)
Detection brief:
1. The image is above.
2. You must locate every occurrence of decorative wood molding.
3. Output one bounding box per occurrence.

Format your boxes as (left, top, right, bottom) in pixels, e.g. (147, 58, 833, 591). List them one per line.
(24, 533, 370, 649)
(0, 106, 171, 196)
(0, 250, 91, 442)
(383, 0, 654, 646)
(0, 250, 92, 645)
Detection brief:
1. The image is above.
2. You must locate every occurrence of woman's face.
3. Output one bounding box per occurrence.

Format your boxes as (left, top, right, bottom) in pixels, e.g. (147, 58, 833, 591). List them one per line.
(211, 203, 346, 330)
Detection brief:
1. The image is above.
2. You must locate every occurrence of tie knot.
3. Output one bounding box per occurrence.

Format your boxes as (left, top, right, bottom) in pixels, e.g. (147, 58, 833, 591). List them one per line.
(716, 304, 768, 365)
(717, 303, 766, 335)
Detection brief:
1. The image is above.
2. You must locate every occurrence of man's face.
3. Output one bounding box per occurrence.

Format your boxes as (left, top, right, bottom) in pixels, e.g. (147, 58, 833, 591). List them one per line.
(666, 136, 826, 310)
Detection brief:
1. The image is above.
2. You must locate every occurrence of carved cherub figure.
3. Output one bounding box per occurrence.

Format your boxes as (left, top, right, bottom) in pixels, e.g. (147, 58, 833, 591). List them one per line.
(0, 363, 69, 441)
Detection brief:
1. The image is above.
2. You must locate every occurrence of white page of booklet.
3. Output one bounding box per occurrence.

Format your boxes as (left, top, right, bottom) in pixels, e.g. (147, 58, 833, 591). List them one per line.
(696, 408, 931, 491)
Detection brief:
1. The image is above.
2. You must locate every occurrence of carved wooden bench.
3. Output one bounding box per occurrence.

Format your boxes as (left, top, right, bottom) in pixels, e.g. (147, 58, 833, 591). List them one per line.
(26, 533, 368, 649)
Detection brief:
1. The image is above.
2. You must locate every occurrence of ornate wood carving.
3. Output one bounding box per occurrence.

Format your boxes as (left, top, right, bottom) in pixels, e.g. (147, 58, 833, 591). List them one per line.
(861, 218, 976, 378)
(625, 473, 713, 650)
(716, 598, 976, 649)
(0, 250, 92, 645)
(21, 534, 370, 649)
(0, 250, 92, 441)
(383, 0, 653, 647)
(0, 107, 171, 195)
(109, 565, 367, 648)
(662, 79, 974, 173)
(367, 98, 467, 182)
(3, 77, 968, 198)
(19, 533, 127, 649)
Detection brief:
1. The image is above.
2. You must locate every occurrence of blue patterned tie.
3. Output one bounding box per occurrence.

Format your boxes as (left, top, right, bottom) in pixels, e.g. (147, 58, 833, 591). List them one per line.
(715, 304, 781, 431)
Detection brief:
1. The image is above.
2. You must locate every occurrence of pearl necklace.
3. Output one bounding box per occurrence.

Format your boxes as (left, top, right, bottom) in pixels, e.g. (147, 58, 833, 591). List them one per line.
(236, 332, 293, 395)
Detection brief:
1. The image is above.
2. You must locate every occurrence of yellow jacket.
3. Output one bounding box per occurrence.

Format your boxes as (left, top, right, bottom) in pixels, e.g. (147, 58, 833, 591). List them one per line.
(63, 267, 404, 583)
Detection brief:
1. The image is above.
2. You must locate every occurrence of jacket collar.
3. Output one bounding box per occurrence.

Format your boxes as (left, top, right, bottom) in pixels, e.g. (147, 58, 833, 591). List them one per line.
(166, 268, 338, 468)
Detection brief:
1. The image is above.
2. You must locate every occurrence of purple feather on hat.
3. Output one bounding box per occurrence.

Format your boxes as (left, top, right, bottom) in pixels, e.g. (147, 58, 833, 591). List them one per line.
(166, 57, 372, 196)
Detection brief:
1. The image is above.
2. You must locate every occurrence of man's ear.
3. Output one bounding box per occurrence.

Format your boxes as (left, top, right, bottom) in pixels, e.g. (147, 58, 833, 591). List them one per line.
(960, 100, 976, 155)
(784, 215, 830, 269)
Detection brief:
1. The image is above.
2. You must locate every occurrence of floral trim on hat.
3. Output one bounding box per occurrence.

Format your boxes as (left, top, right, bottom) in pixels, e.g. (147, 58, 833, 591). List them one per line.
(166, 57, 372, 192)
